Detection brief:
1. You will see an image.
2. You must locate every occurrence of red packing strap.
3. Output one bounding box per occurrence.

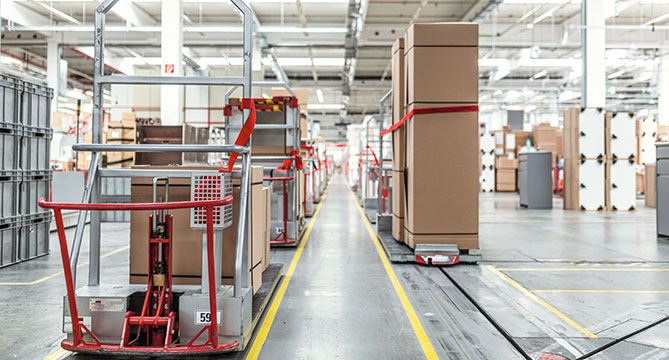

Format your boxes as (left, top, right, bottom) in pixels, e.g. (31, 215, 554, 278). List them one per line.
(366, 145, 380, 167)
(379, 105, 479, 137)
(220, 99, 256, 173)
(277, 149, 303, 170)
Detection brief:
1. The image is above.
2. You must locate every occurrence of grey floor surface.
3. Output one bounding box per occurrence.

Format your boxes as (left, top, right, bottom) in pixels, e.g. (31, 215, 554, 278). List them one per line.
(1, 175, 669, 360)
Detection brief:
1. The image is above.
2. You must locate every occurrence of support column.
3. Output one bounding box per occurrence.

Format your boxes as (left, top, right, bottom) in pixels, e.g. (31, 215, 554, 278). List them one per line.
(581, 0, 605, 108)
(47, 39, 61, 111)
(160, 0, 183, 125)
(659, 55, 669, 125)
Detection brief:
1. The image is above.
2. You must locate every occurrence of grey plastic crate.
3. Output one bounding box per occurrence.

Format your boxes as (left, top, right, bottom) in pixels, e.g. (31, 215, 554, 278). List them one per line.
(20, 170, 52, 217)
(20, 127, 52, 171)
(100, 177, 130, 222)
(18, 213, 51, 261)
(0, 122, 22, 170)
(0, 170, 22, 221)
(0, 75, 23, 126)
(0, 219, 21, 268)
(20, 81, 53, 129)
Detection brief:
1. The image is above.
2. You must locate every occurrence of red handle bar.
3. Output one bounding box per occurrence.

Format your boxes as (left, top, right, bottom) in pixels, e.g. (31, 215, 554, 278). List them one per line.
(38, 196, 233, 211)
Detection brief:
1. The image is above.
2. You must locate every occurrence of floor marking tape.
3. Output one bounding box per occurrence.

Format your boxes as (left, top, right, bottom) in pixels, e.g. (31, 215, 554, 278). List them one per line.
(349, 185, 439, 360)
(531, 289, 669, 294)
(42, 347, 68, 360)
(486, 265, 598, 339)
(498, 268, 669, 272)
(0, 245, 130, 286)
(245, 184, 330, 360)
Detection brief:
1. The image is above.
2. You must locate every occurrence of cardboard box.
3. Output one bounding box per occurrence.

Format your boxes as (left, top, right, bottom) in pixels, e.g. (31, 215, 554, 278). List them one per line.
(496, 169, 516, 192)
(263, 187, 271, 270)
(391, 169, 405, 221)
(121, 112, 136, 127)
(106, 152, 134, 164)
(129, 165, 265, 288)
(404, 23, 478, 106)
(300, 113, 308, 140)
(392, 214, 404, 243)
(405, 103, 479, 244)
(512, 130, 532, 153)
(392, 37, 406, 171)
(404, 230, 479, 250)
(496, 157, 518, 169)
(645, 164, 656, 207)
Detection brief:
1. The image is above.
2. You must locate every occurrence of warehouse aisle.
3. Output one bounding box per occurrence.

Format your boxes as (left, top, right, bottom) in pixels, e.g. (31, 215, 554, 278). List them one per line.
(246, 174, 427, 359)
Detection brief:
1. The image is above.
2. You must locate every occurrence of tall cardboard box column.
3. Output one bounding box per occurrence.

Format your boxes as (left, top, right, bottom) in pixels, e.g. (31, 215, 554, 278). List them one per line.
(391, 37, 406, 243)
(403, 23, 479, 250)
(129, 166, 267, 294)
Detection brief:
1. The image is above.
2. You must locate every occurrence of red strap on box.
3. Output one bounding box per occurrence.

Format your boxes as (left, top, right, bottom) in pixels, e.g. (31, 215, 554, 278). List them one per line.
(276, 149, 304, 170)
(366, 145, 380, 167)
(220, 99, 256, 173)
(379, 105, 479, 137)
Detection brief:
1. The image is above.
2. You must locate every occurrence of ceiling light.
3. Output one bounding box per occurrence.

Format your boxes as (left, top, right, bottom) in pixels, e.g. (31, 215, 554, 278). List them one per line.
(316, 89, 324, 104)
(532, 70, 548, 79)
(608, 70, 626, 79)
(526, 5, 561, 28)
(307, 104, 344, 110)
(643, 13, 669, 27)
(33, 1, 81, 25)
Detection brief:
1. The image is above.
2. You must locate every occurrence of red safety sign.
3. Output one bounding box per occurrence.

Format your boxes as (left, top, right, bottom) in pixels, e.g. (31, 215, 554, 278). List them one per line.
(164, 64, 175, 74)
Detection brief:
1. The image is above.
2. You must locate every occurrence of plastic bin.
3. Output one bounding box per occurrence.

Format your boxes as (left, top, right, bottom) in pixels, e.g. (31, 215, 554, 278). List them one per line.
(20, 80, 53, 129)
(20, 170, 52, 217)
(0, 219, 21, 268)
(18, 212, 51, 261)
(0, 122, 23, 170)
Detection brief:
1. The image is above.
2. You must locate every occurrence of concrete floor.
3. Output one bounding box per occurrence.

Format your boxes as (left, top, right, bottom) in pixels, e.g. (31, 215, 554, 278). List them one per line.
(2, 175, 669, 360)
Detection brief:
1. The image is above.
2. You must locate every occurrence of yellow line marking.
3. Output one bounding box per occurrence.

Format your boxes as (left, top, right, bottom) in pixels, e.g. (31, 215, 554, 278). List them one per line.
(497, 268, 669, 272)
(531, 289, 669, 294)
(0, 245, 130, 286)
(43, 348, 67, 360)
(348, 186, 439, 360)
(245, 184, 330, 360)
(486, 265, 598, 339)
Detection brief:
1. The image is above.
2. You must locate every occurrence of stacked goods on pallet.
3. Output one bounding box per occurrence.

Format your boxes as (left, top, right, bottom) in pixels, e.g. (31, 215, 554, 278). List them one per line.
(639, 114, 657, 165)
(511, 130, 532, 156)
(0, 75, 53, 267)
(480, 132, 495, 192)
(129, 166, 271, 294)
(605, 112, 637, 211)
(495, 156, 517, 192)
(105, 113, 135, 168)
(401, 23, 479, 250)
(135, 124, 209, 166)
(391, 37, 406, 243)
(532, 124, 562, 164)
(563, 108, 606, 210)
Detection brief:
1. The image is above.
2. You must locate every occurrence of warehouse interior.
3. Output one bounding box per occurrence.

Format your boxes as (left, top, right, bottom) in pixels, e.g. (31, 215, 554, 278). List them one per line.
(1, 0, 669, 359)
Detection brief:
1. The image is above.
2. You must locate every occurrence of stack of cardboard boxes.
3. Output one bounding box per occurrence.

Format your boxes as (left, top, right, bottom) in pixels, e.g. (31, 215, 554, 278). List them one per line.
(105, 113, 136, 168)
(129, 166, 272, 294)
(532, 124, 562, 164)
(391, 38, 406, 243)
(495, 157, 518, 191)
(391, 23, 479, 250)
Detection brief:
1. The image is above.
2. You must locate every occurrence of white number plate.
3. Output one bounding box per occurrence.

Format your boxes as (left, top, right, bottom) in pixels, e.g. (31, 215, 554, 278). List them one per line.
(195, 310, 221, 325)
(275, 227, 284, 233)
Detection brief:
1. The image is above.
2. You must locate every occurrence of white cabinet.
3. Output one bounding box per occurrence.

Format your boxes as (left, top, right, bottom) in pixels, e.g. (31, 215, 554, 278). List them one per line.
(609, 160, 636, 211)
(579, 160, 606, 210)
(579, 108, 605, 158)
(609, 112, 636, 160)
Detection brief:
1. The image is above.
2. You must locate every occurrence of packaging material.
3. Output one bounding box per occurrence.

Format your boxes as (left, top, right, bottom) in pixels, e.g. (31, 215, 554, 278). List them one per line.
(300, 113, 308, 140)
(391, 170, 405, 243)
(512, 130, 531, 154)
(505, 133, 516, 153)
(402, 22, 479, 250)
(646, 164, 656, 207)
(496, 156, 518, 169)
(272, 88, 308, 112)
(392, 214, 404, 243)
(129, 165, 266, 291)
(392, 37, 406, 172)
(496, 169, 517, 192)
(263, 187, 271, 269)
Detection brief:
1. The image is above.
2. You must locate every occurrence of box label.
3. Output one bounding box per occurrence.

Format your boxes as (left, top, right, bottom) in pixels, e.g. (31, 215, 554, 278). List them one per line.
(195, 310, 221, 325)
(89, 298, 125, 312)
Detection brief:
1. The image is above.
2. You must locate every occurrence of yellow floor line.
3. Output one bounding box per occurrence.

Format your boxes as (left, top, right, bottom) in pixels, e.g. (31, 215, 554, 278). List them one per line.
(532, 289, 669, 294)
(0, 245, 130, 286)
(486, 265, 598, 339)
(245, 184, 330, 360)
(498, 268, 669, 272)
(43, 348, 67, 360)
(348, 187, 439, 360)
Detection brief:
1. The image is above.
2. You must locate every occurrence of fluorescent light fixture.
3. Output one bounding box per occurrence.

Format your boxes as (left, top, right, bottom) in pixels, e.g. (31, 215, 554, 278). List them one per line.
(559, 90, 579, 102)
(503, 0, 580, 4)
(526, 5, 561, 28)
(259, 26, 347, 33)
(34, 1, 81, 25)
(262, 93, 271, 99)
(532, 70, 548, 79)
(316, 88, 324, 103)
(608, 69, 626, 79)
(643, 13, 669, 26)
(307, 104, 344, 110)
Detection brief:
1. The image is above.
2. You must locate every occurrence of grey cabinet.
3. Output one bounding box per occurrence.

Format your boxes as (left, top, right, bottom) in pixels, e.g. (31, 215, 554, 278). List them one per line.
(519, 152, 553, 209)
(657, 143, 669, 237)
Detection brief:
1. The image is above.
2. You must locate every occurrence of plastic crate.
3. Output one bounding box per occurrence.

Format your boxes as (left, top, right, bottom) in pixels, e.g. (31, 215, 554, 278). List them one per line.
(0, 170, 22, 221)
(20, 127, 52, 171)
(0, 122, 23, 170)
(18, 212, 51, 261)
(0, 218, 21, 268)
(19, 170, 52, 217)
(20, 80, 53, 129)
(0, 75, 23, 126)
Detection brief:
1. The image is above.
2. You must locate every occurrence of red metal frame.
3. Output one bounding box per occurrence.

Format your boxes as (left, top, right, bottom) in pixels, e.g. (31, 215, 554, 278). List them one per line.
(264, 177, 295, 245)
(38, 197, 239, 355)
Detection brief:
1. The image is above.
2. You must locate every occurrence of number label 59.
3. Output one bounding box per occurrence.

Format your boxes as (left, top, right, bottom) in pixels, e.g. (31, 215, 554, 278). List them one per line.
(195, 310, 221, 325)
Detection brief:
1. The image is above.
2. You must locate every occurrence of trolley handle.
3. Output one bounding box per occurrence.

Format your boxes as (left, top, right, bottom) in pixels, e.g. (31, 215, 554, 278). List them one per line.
(38, 197, 233, 211)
